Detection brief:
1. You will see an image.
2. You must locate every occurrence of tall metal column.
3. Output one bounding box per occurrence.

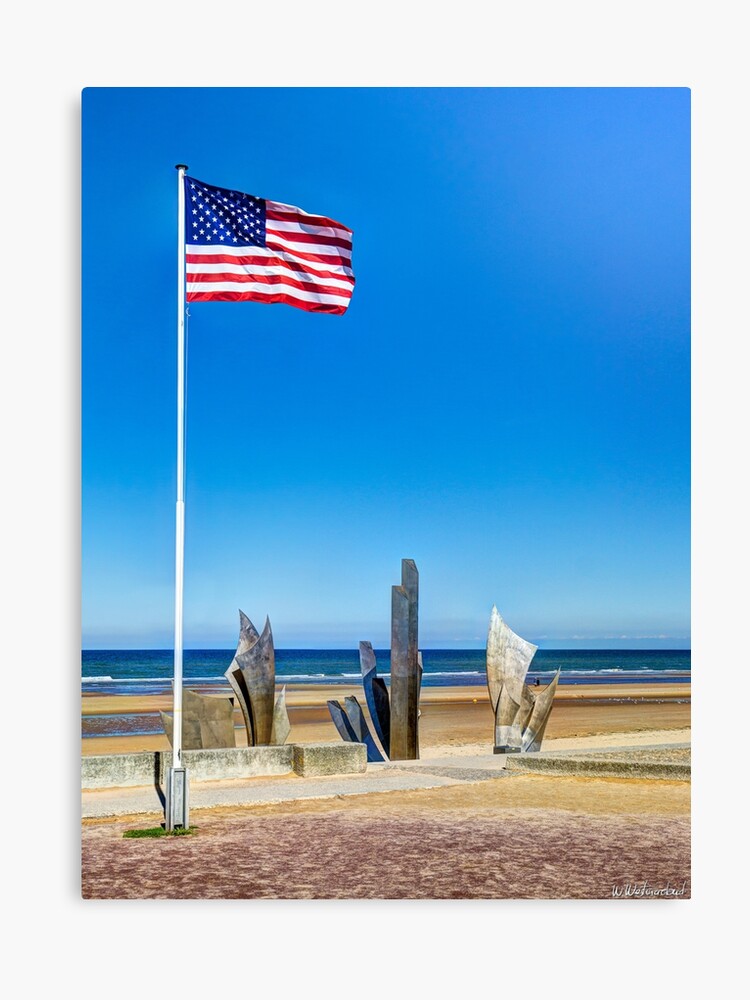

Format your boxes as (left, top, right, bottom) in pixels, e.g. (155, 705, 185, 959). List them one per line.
(389, 559, 420, 759)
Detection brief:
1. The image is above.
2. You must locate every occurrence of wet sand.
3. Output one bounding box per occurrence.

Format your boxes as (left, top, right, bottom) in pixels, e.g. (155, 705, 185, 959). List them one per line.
(81, 682, 690, 756)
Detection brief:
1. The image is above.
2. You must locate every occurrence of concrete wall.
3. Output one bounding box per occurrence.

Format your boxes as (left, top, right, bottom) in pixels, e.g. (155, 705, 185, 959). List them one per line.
(81, 743, 366, 789)
(506, 755, 691, 780)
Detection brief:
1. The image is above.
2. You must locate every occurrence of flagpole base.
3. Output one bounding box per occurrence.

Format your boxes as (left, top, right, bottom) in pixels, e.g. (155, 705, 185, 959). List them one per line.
(165, 766, 189, 830)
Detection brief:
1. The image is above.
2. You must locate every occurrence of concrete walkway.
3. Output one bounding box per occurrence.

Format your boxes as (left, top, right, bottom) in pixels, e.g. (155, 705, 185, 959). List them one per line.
(81, 741, 690, 820)
(81, 761, 491, 819)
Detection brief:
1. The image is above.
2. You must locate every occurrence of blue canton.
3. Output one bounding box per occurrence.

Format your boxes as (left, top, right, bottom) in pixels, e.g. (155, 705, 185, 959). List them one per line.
(186, 177, 266, 247)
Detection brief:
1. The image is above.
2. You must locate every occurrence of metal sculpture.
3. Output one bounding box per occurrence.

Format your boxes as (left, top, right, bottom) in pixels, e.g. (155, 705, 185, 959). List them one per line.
(222, 610, 291, 747)
(486, 605, 560, 753)
(359, 641, 391, 756)
(389, 559, 420, 760)
(160, 687, 236, 751)
(327, 698, 359, 743)
(270, 686, 291, 746)
(327, 695, 385, 762)
(224, 610, 260, 745)
(235, 616, 276, 744)
(521, 671, 560, 751)
(327, 559, 422, 762)
(344, 696, 385, 762)
(159, 611, 290, 750)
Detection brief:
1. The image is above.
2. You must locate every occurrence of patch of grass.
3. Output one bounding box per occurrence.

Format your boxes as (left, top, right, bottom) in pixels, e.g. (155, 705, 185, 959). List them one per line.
(123, 826, 196, 839)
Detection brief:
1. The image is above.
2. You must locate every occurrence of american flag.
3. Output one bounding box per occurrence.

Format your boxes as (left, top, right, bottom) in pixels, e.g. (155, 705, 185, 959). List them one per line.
(184, 176, 354, 315)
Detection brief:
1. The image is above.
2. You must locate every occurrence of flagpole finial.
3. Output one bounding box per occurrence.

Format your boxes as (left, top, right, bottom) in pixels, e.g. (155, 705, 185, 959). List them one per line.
(175, 163, 189, 171)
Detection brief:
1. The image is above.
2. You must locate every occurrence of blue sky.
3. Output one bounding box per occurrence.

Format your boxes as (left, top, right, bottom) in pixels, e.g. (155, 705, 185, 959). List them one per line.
(82, 87, 690, 649)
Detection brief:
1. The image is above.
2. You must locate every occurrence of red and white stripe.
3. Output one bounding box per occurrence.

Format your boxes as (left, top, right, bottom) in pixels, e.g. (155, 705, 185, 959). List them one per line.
(186, 199, 354, 315)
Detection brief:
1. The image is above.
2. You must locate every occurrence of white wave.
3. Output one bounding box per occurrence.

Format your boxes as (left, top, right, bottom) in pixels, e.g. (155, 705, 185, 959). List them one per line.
(551, 669, 622, 674)
(535, 668, 689, 676)
(81, 666, 690, 687)
(82, 675, 228, 685)
(275, 673, 329, 681)
(425, 670, 485, 677)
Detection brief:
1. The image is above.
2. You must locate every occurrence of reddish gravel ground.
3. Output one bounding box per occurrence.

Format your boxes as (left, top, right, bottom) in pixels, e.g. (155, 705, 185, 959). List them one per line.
(81, 777, 690, 900)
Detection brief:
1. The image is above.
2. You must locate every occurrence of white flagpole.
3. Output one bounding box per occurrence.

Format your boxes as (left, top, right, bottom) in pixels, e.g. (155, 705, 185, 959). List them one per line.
(167, 163, 189, 829)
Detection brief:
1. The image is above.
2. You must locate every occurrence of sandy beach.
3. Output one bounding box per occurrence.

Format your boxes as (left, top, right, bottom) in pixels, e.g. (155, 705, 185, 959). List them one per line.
(81, 681, 690, 756)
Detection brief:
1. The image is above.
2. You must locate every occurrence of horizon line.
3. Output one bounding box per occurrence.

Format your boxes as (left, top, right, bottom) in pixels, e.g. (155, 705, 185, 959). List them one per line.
(82, 644, 692, 652)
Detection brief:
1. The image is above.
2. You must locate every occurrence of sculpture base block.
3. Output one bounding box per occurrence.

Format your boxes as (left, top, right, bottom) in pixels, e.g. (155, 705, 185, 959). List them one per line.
(493, 746, 522, 755)
(293, 742, 367, 777)
(165, 766, 189, 830)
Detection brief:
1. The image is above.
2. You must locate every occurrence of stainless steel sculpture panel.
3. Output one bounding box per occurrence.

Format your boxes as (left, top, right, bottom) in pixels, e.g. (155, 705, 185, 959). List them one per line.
(343, 695, 385, 762)
(220, 610, 290, 747)
(403, 558, 419, 682)
(238, 608, 260, 648)
(160, 688, 236, 750)
(235, 616, 276, 745)
(521, 670, 561, 752)
(486, 605, 558, 753)
(389, 584, 410, 760)
(270, 685, 291, 746)
(225, 666, 254, 746)
(327, 699, 359, 743)
(390, 559, 420, 760)
(160, 711, 200, 750)
(516, 683, 536, 732)
(494, 686, 523, 750)
(486, 605, 537, 712)
(224, 609, 261, 746)
(359, 641, 391, 756)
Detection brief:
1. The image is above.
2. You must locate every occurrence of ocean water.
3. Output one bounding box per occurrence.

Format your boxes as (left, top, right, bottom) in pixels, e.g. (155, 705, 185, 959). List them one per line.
(82, 648, 690, 697)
